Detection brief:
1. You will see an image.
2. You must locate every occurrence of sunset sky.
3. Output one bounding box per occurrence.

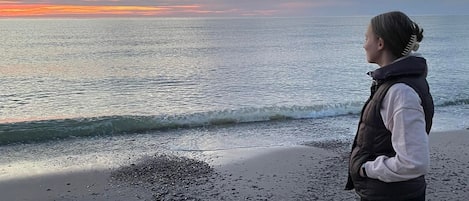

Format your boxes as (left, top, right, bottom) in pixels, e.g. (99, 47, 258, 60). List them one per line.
(1, 0, 468, 18)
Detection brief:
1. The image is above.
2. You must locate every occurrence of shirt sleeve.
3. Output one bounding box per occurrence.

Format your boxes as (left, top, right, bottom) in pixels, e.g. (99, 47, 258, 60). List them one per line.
(363, 83, 430, 182)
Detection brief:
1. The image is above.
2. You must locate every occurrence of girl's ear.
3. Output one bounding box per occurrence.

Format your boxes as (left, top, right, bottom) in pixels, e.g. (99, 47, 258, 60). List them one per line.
(377, 37, 385, 50)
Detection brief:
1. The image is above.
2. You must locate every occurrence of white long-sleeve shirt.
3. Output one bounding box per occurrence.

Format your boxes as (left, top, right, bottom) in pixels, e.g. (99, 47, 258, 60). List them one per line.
(363, 83, 430, 182)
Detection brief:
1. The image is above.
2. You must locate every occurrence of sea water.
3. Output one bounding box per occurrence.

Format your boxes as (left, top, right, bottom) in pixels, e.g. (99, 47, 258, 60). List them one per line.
(1, 16, 468, 176)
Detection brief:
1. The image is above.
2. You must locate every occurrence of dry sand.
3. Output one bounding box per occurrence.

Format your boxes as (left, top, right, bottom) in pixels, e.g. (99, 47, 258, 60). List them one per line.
(0, 129, 468, 201)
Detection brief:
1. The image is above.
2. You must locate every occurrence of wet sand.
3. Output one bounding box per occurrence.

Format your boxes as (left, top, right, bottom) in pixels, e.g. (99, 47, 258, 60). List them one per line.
(0, 129, 468, 201)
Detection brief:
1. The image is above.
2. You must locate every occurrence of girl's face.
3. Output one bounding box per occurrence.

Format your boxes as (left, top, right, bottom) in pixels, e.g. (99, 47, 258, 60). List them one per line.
(363, 24, 382, 64)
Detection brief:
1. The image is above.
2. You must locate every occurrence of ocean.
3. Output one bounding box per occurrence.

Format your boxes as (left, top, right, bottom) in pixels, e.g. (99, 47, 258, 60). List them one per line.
(1, 16, 468, 177)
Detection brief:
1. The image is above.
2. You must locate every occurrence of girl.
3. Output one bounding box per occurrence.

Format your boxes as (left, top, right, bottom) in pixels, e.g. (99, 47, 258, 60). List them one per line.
(345, 11, 434, 201)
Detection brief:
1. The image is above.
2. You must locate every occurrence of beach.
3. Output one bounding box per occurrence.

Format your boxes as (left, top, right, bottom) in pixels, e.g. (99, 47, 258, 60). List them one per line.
(1, 16, 468, 201)
(0, 129, 467, 201)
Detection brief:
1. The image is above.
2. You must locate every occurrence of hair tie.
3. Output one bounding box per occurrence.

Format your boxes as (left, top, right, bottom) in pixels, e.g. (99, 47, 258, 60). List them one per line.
(401, 34, 418, 56)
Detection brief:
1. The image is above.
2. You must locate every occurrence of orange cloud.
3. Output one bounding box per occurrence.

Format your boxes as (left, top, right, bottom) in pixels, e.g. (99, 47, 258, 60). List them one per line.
(0, 4, 201, 17)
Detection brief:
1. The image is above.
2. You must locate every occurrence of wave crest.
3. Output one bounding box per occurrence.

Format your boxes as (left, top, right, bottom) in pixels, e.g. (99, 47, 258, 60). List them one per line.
(438, 98, 469, 107)
(0, 102, 363, 145)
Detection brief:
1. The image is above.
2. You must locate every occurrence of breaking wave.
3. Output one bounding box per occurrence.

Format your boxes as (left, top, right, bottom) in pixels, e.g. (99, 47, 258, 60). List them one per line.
(0, 102, 362, 145)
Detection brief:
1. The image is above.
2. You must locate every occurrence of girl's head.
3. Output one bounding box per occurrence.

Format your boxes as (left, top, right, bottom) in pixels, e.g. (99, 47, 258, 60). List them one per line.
(364, 11, 423, 65)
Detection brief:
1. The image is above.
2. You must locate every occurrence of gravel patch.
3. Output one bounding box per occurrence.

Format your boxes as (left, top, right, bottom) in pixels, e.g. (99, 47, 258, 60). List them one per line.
(110, 154, 218, 201)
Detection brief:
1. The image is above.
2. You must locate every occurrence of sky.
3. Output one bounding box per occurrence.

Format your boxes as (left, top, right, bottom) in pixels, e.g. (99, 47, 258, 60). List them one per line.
(1, 0, 468, 18)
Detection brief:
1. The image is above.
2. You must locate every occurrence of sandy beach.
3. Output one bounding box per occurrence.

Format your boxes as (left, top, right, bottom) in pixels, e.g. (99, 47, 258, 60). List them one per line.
(0, 129, 468, 201)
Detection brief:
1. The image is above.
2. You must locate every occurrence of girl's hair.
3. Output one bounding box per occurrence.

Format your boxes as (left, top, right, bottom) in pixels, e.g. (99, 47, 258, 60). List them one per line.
(370, 11, 424, 58)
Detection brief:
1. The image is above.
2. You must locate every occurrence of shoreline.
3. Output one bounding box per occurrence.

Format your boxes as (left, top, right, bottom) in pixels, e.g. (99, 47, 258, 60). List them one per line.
(0, 129, 467, 200)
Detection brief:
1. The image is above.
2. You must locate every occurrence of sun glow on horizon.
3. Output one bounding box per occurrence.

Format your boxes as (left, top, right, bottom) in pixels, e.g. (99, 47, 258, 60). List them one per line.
(0, 4, 202, 17)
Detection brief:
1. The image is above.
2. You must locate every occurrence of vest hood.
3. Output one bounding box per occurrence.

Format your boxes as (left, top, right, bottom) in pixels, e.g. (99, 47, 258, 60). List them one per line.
(368, 56, 428, 81)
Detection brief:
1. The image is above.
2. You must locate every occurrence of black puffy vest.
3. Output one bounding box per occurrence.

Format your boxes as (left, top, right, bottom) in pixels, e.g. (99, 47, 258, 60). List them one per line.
(345, 56, 434, 200)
